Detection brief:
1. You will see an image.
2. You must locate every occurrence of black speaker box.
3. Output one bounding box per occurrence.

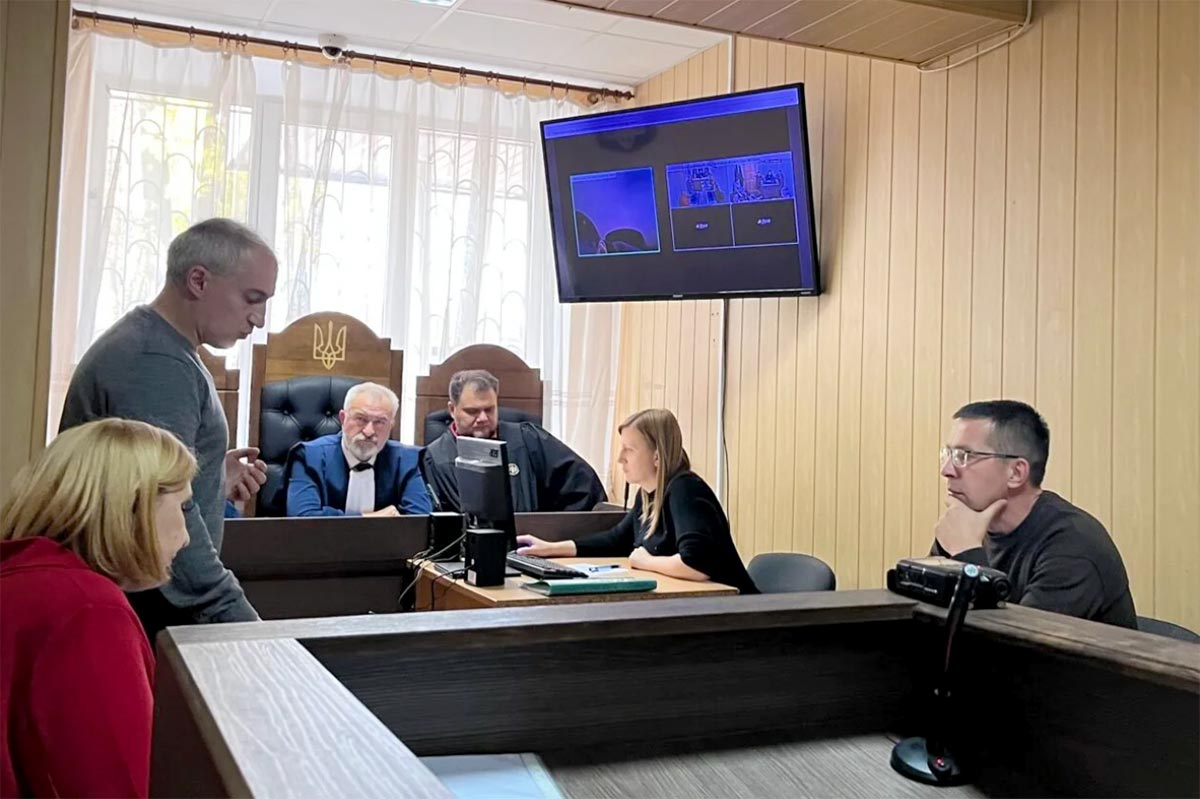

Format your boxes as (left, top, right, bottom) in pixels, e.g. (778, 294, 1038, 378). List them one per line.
(465, 528, 507, 587)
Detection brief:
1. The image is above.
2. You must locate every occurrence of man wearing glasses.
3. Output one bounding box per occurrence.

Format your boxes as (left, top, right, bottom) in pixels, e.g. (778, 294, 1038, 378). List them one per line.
(933, 400, 1136, 628)
(285, 382, 432, 517)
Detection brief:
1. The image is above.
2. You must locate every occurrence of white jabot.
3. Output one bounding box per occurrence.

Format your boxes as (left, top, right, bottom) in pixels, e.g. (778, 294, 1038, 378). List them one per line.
(341, 436, 378, 515)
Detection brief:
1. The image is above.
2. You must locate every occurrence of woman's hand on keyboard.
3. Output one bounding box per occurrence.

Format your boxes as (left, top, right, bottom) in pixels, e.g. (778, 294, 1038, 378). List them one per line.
(515, 535, 577, 558)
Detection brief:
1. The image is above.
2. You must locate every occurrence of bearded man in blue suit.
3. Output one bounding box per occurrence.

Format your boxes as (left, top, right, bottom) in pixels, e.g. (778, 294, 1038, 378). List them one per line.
(285, 382, 431, 517)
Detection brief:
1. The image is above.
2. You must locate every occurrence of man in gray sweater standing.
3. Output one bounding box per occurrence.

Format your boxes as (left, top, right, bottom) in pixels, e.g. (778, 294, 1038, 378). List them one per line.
(60, 218, 278, 638)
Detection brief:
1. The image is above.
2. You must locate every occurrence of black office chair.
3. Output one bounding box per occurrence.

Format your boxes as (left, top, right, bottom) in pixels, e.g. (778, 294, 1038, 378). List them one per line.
(747, 553, 836, 594)
(1137, 616, 1200, 643)
(256, 375, 362, 516)
(421, 407, 541, 448)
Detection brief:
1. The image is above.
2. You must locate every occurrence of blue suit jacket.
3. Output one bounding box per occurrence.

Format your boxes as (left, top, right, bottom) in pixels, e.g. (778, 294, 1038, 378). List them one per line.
(285, 434, 432, 517)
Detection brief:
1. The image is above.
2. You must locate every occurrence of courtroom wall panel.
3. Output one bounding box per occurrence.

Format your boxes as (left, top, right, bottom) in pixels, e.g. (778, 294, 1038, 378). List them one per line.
(615, 0, 1200, 630)
(0, 1, 69, 503)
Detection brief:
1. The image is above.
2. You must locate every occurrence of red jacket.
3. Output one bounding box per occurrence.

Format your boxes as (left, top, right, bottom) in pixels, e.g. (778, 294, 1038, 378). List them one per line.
(1, 538, 154, 798)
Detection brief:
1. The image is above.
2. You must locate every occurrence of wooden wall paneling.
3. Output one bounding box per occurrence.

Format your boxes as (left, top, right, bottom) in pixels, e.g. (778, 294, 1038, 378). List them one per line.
(1154, 0, 1200, 629)
(833, 56, 871, 588)
(0, 0, 68, 500)
(754, 307, 779, 545)
(1071, 0, 1118, 531)
(909, 57, 948, 557)
(733, 288, 762, 558)
(1035, 0, 1080, 496)
(970, 35, 1009, 401)
(812, 51, 847, 573)
(883, 63, 920, 572)
(735, 35, 749, 91)
(749, 36, 769, 89)
(726, 297, 746, 549)
(1001, 20, 1042, 402)
(759, 39, 792, 556)
(857, 58, 895, 588)
(785, 43, 815, 557)
(1111, 0, 1158, 617)
(940, 44, 978, 432)
(610, 302, 635, 501)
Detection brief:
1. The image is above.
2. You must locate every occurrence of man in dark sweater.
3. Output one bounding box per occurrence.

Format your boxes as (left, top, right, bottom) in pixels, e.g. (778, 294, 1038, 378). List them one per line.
(933, 400, 1136, 628)
(60, 218, 277, 638)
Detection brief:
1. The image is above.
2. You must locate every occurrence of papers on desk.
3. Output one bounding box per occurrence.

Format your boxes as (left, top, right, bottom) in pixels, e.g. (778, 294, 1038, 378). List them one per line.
(571, 562, 627, 575)
(523, 576, 657, 596)
(420, 753, 565, 799)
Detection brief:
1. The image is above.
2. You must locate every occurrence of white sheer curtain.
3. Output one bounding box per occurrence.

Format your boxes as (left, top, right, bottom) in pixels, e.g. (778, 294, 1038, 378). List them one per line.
(53, 26, 623, 489)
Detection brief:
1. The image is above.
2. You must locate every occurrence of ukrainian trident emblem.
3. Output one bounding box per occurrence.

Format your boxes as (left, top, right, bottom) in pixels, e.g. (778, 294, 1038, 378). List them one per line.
(312, 322, 347, 370)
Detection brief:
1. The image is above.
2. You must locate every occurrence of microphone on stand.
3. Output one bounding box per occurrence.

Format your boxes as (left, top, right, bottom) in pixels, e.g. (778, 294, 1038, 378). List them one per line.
(890, 563, 982, 786)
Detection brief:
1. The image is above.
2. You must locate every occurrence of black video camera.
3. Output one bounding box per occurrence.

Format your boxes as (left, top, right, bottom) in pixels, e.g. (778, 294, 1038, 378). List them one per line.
(887, 556, 1010, 609)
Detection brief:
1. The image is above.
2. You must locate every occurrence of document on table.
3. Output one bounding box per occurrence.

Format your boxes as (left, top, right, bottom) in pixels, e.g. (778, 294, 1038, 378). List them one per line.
(419, 753, 565, 799)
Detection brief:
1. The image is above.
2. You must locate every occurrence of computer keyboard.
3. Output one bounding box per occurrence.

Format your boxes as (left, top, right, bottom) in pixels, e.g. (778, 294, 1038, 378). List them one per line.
(506, 553, 588, 580)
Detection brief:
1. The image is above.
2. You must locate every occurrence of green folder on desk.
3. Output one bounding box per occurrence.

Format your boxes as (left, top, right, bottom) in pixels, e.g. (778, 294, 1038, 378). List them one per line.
(522, 576, 657, 596)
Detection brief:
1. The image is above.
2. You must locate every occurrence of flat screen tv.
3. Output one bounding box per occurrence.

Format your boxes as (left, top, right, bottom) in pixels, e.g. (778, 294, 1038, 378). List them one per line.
(541, 84, 821, 302)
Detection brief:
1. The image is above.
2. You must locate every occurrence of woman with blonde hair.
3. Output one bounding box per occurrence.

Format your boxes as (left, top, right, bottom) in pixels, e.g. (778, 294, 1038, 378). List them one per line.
(516, 409, 757, 593)
(1, 418, 195, 798)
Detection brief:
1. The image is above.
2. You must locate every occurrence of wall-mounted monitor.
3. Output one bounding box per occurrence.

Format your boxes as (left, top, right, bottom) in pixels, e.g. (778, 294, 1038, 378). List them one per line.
(541, 84, 821, 302)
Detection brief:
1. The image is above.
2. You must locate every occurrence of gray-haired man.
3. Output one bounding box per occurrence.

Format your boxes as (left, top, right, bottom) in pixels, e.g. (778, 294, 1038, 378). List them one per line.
(60, 218, 277, 639)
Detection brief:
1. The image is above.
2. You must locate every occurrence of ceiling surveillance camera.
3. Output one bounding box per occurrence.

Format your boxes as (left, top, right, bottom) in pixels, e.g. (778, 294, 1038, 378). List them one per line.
(317, 34, 348, 60)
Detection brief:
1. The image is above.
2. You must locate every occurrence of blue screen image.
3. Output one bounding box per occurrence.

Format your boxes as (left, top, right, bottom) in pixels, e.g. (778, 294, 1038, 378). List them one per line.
(570, 167, 660, 258)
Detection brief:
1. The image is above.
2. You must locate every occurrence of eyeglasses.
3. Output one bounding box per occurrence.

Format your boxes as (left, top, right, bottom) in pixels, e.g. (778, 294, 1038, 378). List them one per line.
(939, 446, 1023, 469)
(348, 412, 393, 429)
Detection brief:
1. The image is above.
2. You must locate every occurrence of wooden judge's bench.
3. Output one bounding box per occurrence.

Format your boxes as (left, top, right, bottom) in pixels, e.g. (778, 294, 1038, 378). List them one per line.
(149, 587, 1199, 798)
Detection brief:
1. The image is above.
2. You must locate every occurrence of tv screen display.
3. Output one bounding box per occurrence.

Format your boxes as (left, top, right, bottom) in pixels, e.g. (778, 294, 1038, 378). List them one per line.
(541, 84, 821, 302)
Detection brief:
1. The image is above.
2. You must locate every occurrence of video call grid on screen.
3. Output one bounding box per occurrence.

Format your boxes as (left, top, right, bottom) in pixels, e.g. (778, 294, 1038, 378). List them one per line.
(569, 167, 662, 258)
(541, 85, 821, 302)
(665, 151, 801, 253)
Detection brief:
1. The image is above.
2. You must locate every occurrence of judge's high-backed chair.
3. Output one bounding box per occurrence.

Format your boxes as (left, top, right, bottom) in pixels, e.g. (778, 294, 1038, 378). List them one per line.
(249, 312, 403, 516)
(413, 344, 545, 446)
(198, 346, 239, 447)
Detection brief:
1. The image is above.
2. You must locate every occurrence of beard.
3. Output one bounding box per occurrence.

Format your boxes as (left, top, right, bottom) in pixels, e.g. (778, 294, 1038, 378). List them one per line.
(347, 433, 382, 461)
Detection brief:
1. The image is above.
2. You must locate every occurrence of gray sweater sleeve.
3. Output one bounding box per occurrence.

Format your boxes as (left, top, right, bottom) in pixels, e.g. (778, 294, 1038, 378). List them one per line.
(86, 353, 257, 623)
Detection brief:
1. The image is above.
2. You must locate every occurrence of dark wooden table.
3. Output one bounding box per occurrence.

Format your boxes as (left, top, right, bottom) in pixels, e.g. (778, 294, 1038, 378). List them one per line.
(221, 510, 627, 618)
(150, 590, 1200, 798)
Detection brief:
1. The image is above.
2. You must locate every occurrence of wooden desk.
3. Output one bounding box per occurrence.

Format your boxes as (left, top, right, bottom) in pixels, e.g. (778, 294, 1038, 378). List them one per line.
(545, 734, 990, 798)
(221, 515, 427, 619)
(150, 592, 1200, 798)
(220, 511, 626, 619)
(413, 557, 739, 611)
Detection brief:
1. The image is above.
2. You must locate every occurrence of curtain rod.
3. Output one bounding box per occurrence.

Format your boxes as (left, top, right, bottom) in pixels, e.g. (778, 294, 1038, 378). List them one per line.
(71, 9, 635, 102)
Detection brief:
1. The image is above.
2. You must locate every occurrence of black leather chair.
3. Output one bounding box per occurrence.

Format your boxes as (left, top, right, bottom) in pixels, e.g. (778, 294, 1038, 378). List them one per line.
(256, 375, 363, 517)
(747, 553, 837, 594)
(1137, 616, 1200, 643)
(422, 407, 541, 448)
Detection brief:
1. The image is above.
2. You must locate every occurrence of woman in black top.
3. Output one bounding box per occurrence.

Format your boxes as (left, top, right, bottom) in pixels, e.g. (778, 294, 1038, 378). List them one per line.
(516, 408, 757, 594)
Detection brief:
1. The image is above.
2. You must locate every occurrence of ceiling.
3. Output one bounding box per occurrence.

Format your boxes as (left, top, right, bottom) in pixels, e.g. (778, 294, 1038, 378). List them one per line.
(549, 0, 1028, 65)
(81, 0, 728, 89)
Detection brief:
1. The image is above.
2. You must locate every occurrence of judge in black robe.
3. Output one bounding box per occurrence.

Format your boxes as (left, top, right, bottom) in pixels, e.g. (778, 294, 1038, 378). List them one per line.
(422, 420, 606, 513)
